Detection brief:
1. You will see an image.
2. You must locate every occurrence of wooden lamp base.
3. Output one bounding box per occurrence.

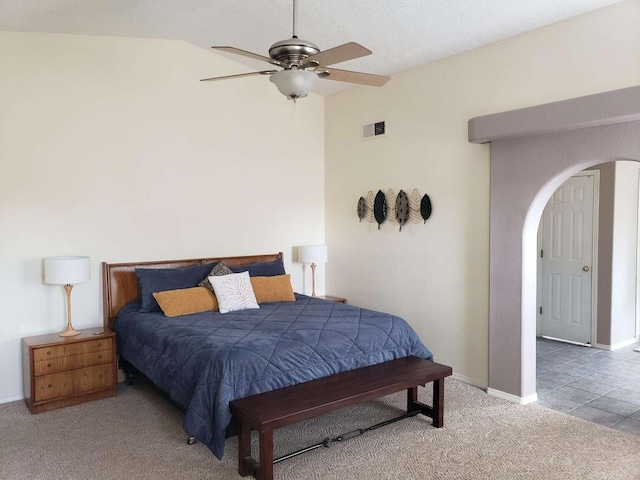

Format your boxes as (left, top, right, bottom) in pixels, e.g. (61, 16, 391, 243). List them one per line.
(59, 324, 81, 337)
(310, 263, 317, 297)
(59, 284, 81, 337)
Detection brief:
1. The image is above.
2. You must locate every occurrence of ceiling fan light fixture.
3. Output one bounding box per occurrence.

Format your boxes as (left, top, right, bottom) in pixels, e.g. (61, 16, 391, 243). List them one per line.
(269, 69, 318, 100)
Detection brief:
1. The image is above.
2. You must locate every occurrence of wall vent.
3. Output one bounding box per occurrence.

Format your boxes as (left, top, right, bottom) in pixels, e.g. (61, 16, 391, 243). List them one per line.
(362, 121, 386, 140)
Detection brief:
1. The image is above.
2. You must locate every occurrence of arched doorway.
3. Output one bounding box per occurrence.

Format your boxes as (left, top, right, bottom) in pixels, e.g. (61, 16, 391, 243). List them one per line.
(469, 85, 640, 402)
(534, 161, 640, 351)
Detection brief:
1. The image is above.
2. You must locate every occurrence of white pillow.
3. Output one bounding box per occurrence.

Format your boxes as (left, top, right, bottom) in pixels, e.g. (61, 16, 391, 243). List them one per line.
(208, 271, 259, 314)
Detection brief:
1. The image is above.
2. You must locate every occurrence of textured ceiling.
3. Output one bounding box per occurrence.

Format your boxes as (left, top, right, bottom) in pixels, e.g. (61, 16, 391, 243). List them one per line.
(0, 0, 625, 96)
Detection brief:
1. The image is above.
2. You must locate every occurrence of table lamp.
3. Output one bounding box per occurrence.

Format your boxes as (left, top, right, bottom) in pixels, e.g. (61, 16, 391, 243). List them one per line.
(298, 245, 327, 297)
(44, 256, 91, 337)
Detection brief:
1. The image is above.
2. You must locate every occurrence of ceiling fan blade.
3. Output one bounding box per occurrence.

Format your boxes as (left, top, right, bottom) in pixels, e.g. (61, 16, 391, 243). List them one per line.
(320, 67, 390, 87)
(302, 42, 371, 68)
(200, 70, 277, 82)
(212, 46, 282, 66)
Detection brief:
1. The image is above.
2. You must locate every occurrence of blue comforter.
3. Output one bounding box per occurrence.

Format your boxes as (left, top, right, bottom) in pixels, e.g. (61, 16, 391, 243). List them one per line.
(115, 294, 432, 459)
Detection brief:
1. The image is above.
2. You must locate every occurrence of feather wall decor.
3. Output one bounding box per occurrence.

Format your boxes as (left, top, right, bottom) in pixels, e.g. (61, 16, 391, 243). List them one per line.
(385, 189, 396, 224)
(357, 197, 366, 222)
(409, 188, 422, 224)
(357, 188, 433, 232)
(421, 194, 432, 223)
(395, 190, 409, 231)
(374, 190, 387, 230)
(365, 191, 375, 223)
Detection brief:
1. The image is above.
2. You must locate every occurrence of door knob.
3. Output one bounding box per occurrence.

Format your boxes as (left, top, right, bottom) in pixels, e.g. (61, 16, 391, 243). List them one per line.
(583, 266, 590, 272)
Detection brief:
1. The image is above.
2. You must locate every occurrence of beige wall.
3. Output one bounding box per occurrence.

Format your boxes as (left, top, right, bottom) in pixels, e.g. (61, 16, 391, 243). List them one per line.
(325, 0, 640, 388)
(0, 32, 325, 402)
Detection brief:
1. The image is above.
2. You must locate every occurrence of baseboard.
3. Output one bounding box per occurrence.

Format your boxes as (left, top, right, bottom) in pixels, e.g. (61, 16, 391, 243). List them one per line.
(0, 393, 24, 405)
(487, 387, 538, 405)
(594, 337, 638, 351)
(451, 373, 487, 390)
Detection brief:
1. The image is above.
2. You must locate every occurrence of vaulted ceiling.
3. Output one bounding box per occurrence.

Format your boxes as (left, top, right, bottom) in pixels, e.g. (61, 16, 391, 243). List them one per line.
(0, 0, 625, 95)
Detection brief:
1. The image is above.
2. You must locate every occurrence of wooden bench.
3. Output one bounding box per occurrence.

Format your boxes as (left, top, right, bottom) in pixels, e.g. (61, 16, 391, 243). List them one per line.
(230, 356, 452, 480)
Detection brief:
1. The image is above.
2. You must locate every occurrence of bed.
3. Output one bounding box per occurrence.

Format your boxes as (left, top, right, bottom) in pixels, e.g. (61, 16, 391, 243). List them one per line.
(102, 252, 433, 460)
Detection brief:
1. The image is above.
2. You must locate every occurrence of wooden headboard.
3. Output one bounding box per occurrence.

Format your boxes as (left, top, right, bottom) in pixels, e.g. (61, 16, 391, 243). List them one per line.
(102, 252, 283, 331)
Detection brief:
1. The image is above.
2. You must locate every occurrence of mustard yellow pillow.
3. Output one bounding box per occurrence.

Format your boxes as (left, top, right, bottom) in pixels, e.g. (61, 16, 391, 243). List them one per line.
(250, 274, 296, 303)
(153, 287, 218, 317)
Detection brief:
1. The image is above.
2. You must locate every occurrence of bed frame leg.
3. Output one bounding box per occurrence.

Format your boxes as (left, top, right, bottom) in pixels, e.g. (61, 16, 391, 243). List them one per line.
(187, 436, 196, 445)
(119, 360, 135, 386)
(123, 371, 134, 386)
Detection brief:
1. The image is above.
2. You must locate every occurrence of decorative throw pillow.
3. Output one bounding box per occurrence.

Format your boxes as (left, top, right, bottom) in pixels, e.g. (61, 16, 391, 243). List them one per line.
(153, 287, 219, 317)
(199, 261, 233, 292)
(229, 257, 286, 277)
(136, 262, 215, 312)
(250, 275, 296, 303)
(208, 271, 259, 314)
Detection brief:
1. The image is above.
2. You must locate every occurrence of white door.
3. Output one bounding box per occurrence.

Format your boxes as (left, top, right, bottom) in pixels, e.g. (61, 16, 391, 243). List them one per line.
(540, 174, 595, 344)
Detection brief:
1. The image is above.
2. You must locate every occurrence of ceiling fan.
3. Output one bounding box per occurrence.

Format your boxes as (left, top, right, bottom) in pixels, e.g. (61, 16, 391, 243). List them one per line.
(200, 0, 390, 100)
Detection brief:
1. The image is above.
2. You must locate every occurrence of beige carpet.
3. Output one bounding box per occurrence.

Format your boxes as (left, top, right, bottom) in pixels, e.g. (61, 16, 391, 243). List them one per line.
(1, 380, 639, 480)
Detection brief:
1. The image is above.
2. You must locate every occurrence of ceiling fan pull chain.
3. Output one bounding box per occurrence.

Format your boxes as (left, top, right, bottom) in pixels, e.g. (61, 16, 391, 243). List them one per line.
(292, 0, 298, 38)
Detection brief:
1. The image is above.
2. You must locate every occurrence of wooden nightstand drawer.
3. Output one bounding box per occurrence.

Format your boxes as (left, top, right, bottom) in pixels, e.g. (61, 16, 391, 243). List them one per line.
(34, 363, 114, 402)
(33, 337, 111, 362)
(23, 328, 117, 413)
(34, 348, 113, 375)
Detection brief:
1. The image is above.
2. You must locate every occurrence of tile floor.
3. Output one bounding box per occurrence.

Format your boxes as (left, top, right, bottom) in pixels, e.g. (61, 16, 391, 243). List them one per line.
(536, 337, 640, 437)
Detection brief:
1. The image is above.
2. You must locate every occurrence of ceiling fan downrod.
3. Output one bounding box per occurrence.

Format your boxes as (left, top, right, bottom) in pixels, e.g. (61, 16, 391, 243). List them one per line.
(293, 0, 298, 38)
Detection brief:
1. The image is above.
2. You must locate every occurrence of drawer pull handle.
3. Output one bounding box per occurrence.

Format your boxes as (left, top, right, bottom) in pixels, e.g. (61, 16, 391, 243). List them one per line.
(97, 343, 102, 347)
(46, 351, 52, 356)
(98, 355, 103, 359)
(47, 363, 52, 367)
(47, 384, 53, 388)
(99, 374, 103, 379)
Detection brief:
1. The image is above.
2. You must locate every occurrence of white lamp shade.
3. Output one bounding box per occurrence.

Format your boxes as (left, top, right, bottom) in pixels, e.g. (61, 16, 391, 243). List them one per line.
(298, 245, 328, 264)
(44, 256, 91, 285)
(269, 70, 318, 99)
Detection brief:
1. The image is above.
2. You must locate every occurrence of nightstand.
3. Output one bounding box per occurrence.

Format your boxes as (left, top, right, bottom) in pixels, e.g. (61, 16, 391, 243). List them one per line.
(316, 295, 347, 304)
(22, 327, 117, 414)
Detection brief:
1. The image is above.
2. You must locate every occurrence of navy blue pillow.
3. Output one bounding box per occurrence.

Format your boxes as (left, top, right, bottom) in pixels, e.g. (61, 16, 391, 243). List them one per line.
(136, 262, 216, 312)
(229, 258, 285, 277)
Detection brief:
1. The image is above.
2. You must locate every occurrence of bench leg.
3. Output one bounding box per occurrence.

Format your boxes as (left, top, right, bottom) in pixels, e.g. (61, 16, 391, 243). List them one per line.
(237, 421, 252, 477)
(406, 378, 446, 427)
(433, 377, 444, 428)
(257, 429, 274, 480)
(407, 386, 419, 412)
